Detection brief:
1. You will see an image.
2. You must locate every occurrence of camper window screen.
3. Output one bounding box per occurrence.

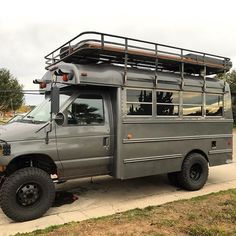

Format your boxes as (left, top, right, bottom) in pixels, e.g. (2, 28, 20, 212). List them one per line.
(126, 89, 152, 116)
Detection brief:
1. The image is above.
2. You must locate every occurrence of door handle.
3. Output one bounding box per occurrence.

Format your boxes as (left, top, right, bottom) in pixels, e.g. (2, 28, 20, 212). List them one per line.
(103, 137, 109, 149)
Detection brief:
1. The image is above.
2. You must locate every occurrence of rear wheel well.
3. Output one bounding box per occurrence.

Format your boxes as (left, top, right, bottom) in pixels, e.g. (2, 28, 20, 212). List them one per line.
(5, 154, 57, 176)
(185, 149, 209, 163)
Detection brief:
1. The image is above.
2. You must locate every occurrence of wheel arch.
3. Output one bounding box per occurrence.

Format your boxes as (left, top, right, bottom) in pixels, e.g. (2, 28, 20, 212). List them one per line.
(185, 149, 209, 163)
(5, 154, 57, 176)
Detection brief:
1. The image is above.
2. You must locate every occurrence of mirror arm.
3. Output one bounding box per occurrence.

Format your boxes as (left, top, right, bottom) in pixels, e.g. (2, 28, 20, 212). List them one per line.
(45, 95, 54, 144)
(35, 121, 52, 144)
(44, 77, 60, 144)
(35, 122, 50, 133)
(45, 122, 52, 144)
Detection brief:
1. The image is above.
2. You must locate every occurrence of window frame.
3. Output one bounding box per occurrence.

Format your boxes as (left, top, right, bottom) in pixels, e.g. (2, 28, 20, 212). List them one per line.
(124, 87, 225, 120)
(126, 88, 153, 117)
(205, 93, 224, 117)
(156, 90, 180, 117)
(65, 92, 105, 126)
(182, 91, 203, 117)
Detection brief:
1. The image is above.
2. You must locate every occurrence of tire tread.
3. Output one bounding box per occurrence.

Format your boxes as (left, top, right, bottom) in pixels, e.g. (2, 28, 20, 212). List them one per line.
(178, 153, 208, 191)
(0, 167, 55, 222)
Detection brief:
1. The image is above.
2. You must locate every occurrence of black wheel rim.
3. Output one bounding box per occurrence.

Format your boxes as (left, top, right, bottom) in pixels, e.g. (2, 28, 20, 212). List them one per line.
(189, 164, 202, 181)
(16, 183, 41, 207)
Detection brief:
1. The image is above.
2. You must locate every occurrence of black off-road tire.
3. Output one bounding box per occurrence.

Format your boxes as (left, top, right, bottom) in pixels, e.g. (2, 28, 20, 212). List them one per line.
(0, 167, 55, 222)
(167, 172, 181, 188)
(178, 153, 209, 191)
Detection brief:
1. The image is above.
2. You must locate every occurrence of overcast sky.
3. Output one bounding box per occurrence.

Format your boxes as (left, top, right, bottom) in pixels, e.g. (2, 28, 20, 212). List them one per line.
(1, 0, 236, 105)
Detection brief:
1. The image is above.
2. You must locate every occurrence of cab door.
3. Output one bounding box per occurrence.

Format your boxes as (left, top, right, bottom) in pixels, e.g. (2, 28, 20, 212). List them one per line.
(55, 91, 113, 179)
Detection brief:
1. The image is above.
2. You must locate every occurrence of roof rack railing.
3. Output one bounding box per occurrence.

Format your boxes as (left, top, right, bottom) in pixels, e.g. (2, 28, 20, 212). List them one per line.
(45, 31, 232, 80)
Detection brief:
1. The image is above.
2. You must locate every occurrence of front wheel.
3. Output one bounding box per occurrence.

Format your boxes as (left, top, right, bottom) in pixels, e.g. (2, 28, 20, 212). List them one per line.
(178, 153, 209, 191)
(0, 167, 55, 222)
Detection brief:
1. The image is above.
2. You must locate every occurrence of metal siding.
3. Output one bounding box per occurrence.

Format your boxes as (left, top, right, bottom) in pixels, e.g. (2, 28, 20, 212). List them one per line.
(117, 120, 232, 179)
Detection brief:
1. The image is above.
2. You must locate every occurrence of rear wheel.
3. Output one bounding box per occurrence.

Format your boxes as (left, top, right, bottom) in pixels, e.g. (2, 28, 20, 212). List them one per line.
(178, 153, 208, 191)
(0, 167, 55, 222)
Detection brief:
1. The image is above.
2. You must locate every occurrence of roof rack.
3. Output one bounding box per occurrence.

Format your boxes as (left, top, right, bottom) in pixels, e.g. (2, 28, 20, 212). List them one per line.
(45, 31, 232, 80)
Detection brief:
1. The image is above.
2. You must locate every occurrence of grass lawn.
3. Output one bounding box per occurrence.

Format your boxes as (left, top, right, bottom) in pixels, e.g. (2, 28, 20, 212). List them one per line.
(16, 189, 236, 236)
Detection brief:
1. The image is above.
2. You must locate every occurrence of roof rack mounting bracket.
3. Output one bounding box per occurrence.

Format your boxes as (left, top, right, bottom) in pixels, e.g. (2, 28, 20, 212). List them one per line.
(154, 44, 158, 87)
(181, 50, 184, 90)
(123, 38, 128, 85)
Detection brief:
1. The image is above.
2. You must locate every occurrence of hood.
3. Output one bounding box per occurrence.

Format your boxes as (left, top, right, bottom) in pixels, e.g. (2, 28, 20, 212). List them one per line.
(0, 122, 46, 142)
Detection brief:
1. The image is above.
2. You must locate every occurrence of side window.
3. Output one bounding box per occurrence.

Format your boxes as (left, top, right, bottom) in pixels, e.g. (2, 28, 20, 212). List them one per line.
(67, 94, 104, 125)
(126, 89, 152, 116)
(156, 91, 179, 116)
(183, 92, 202, 116)
(206, 94, 223, 116)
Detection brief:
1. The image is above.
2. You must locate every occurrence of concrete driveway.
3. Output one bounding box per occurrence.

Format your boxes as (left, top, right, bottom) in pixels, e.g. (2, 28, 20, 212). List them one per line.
(0, 133, 236, 236)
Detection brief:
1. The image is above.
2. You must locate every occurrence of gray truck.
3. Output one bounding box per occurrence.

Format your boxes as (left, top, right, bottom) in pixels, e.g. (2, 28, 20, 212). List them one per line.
(0, 32, 233, 222)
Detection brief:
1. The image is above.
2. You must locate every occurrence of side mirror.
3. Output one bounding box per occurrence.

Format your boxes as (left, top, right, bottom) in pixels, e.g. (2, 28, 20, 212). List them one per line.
(51, 86, 60, 115)
(54, 112, 65, 126)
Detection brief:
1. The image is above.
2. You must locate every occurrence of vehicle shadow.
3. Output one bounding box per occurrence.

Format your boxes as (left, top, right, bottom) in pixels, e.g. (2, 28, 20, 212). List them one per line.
(52, 191, 78, 207)
(52, 174, 175, 208)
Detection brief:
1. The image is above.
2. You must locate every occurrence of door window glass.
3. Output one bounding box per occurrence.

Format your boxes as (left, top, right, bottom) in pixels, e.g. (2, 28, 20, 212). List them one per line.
(67, 94, 104, 125)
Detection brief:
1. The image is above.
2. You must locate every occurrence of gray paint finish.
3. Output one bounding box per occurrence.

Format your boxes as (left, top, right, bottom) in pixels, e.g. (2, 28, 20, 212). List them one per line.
(0, 62, 233, 182)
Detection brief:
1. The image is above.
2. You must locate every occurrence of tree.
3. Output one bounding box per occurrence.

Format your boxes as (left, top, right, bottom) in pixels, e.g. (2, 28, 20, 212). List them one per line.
(216, 70, 236, 123)
(0, 68, 24, 114)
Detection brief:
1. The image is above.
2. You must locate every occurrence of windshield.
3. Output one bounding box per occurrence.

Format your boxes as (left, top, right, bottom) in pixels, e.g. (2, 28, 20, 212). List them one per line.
(22, 94, 71, 123)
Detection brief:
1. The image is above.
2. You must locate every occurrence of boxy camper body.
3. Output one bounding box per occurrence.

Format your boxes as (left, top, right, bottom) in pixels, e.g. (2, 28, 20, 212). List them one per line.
(0, 32, 233, 221)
